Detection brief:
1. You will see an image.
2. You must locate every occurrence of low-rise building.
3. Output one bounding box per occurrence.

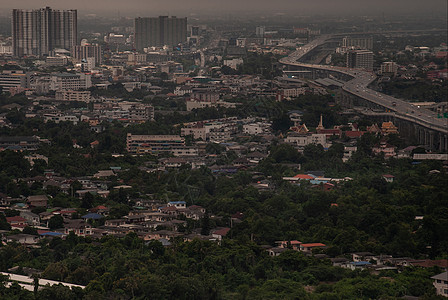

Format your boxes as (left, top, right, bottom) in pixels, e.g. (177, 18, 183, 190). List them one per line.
(285, 133, 329, 149)
(55, 90, 91, 102)
(243, 122, 271, 135)
(126, 133, 185, 154)
(432, 271, 448, 297)
(0, 136, 41, 151)
(27, 195, 48, 207)
(372, 141, 396, 158)
(299, 243, 326, 253)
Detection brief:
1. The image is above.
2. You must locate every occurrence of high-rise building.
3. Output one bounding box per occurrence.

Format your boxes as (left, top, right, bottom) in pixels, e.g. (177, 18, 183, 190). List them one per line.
(346, 49, 374, 71)
(342, 36, 373, 50)
(72, 44, 102, 65)
(12, 7, 77, 57)
(256, 26, 265, 37)
(134, 16, 187, 51)
(380, 62, 398, 76)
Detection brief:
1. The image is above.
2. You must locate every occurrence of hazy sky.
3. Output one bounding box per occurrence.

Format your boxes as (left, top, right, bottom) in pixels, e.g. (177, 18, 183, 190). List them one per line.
(0, 0, 446, 16)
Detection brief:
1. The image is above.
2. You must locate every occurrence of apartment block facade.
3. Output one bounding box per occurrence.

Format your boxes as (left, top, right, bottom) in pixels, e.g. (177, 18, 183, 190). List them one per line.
(12, 7, 77, 57)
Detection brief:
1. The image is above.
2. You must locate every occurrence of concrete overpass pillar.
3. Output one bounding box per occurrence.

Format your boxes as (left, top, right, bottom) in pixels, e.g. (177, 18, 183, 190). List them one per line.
(429, 131, 434, 151)
(445, 135, 448, 152)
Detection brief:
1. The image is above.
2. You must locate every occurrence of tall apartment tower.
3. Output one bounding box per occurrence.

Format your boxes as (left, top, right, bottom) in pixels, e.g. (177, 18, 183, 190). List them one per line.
(346, 49, 374, 71)
(72, 44, 102, 65)
(12, 7, 77, 57)
(134, 16, 187, 51)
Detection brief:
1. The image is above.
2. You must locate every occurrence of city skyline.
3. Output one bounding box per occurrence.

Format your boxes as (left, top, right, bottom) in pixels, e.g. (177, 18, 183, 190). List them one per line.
(0, 0, 446, 16)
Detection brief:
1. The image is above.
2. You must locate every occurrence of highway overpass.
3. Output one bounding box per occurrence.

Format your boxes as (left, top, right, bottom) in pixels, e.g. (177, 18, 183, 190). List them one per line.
(279, 36, 448, 151)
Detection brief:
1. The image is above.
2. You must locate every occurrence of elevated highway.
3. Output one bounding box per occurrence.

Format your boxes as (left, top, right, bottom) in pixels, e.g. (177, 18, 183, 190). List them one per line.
(279, 35, 448, 151)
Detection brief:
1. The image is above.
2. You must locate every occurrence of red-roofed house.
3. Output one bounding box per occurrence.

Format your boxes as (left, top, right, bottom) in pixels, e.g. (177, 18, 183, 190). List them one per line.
(160, 206, 179, 216)
(212, 228, 230, 241)
(90, 205, 110, 216)
(90, 140, 100, 148)
(294, 174, 314, 180)
(299, 243, 327, 253)
(410, 259, 448, 270)
(382, 174, 395, 183)
(323, 182, 335, 191)
(6, 216, 27, 226)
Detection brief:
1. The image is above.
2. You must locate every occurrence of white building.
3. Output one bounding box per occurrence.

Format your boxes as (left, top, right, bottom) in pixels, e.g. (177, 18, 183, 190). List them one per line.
(0, 70, 29, 90)
(181, 126, 206, 140)
(128, 104, 155, 122)
(432, 272, 448, 297)
(284, 133, 329, 149)
(174, 86, 193, 96)
(49, 73, 92, 91)
(281, 88, 307, 98)
(243, 122, 271, 135)
(44, 114, 79, 124)
(343, 146, 357, 162)
(55, 90, 91, 102)
(46, 56, 70, 66)
(223, 58, 243, 70)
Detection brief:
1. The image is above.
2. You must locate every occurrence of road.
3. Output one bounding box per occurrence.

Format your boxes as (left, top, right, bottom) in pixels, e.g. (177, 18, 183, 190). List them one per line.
(279, 37, 448, 134)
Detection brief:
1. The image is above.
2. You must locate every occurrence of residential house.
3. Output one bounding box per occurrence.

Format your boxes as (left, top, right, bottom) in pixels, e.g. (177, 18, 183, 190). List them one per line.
(6, 234, 40, 245)
(299, 243, 326, 253)
(94, 170, 115, 179)
(267, 247, 289, 256)
(64, 220, 92, 236)
(246, 151, 267, 163)
(276, 240, 302, 251)
(167, 201, 187, 209)
(160, 206, 179, 216)
(26, 195, 48, 207)
(382, 174, 395, 183)
(352, 252, 375, 262)
(19, 211, 40, 226)
(410, 259, 448, 270)
(146, 230, 181, 241)
(162, 157, 187, 168)
(181, 205, 206, 220)
(90, 205, 110, 216)
(342, 261, 372, 270)
(0, 193, 11, 206)
(330, 257, 351, 267)
(431, 271, 448, 297)
(212, 228, 230, 241)
(5, 216, 25, 226)
(104, 219, 127, 227)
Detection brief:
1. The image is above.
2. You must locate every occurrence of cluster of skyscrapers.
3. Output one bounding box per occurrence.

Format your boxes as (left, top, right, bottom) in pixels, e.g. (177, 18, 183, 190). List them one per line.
(11, 7, 188, 57)
(12, 7, 77, 57)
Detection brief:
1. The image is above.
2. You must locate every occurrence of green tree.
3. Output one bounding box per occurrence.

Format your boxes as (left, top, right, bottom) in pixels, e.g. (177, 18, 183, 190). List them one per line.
(48, 215, 64, 230)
